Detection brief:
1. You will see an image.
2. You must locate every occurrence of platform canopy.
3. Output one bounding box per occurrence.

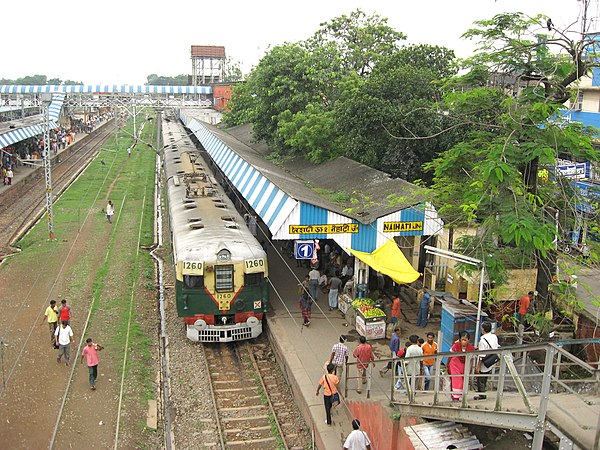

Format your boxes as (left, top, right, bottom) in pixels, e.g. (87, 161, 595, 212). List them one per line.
(348, 239, 420, 285)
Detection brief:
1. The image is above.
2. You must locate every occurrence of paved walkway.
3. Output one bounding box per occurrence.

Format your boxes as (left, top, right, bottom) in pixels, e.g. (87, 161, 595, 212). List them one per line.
(264, 241, 438, 449)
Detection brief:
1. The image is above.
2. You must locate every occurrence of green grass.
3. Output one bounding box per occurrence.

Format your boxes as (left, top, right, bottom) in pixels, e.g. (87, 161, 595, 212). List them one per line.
(14, 112, 159, 440)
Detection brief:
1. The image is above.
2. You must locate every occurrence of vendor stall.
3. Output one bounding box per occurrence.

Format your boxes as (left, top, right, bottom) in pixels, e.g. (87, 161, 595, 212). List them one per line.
(351, 298, 386, 340)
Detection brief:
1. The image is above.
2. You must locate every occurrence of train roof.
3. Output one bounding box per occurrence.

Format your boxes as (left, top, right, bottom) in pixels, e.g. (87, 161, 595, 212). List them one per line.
(162, 118, 265, 264)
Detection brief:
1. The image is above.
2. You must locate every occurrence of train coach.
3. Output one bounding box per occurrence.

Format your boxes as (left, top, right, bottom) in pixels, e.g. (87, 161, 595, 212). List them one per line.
(162, 114, 269, 342)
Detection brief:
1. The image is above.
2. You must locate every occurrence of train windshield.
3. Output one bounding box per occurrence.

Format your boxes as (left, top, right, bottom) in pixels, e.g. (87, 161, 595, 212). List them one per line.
(215, 265, 234, 292)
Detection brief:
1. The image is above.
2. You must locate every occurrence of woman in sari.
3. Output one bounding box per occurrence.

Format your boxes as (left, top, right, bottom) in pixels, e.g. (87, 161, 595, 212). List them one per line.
(448, 331, 476, 401)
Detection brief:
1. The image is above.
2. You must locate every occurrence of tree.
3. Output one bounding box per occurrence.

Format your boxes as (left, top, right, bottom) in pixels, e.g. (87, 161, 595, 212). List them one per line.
(145, 74, 189, 85)
(426, 9, 600, 311)
(309, 8, 406, 76)
(223, 57, 243, 82)
(338, 45, 458, 182)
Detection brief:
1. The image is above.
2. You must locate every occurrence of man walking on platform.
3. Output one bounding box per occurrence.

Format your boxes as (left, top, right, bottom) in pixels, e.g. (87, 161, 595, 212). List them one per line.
(475, 322, 499, 400)
(422, 332, 438, 390)
(298, 275, 313, 326)
(353, 336, 375, 394)
(417, 289, 431, 327)
(329, 335, 349, 382)
(380, 326, 400, 376)
(308, 267, 320, 302)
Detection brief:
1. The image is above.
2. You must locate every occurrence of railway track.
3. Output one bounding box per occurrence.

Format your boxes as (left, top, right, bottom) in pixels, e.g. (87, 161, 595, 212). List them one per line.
(200, 340, 308, 449)
(0, 121, 116, 256)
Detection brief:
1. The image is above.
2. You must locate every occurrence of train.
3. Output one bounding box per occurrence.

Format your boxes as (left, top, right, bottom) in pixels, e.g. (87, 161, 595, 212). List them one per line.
(162, 113, 269, 342)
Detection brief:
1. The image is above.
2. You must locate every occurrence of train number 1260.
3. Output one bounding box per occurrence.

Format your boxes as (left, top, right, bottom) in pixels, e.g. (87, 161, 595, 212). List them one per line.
(182, 261, 203, 274)
(245, 258, 265, 273)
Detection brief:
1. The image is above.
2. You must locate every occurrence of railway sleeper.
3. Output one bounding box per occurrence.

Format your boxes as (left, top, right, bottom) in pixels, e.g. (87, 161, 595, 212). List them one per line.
(225, 437, 278, 447)
(225, 425, 272, 433)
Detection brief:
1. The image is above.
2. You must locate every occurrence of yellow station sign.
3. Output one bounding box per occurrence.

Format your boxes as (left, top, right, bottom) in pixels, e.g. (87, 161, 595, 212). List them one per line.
(289, 223, 359, 234)
(383, 221, 423, 232)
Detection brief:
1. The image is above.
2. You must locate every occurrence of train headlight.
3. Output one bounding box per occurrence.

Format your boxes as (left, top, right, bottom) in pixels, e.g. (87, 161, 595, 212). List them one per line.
(246, 316, 260, 328)
(194, 319, 207, 329)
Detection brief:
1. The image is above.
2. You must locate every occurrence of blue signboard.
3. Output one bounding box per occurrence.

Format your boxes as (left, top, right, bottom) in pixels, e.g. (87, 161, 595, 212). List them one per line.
(295, 240, 315, 259)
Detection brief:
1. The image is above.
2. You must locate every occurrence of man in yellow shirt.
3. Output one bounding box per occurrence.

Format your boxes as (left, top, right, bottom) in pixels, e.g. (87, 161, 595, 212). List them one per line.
(41, 300, 59, 347)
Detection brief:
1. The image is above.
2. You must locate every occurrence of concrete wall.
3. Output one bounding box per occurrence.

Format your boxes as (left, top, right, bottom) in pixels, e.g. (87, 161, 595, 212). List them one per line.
(347, 400, 419, 450)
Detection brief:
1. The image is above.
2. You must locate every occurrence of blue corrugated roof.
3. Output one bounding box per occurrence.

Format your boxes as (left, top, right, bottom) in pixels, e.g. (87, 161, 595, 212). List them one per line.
(0, 85, 212, 94)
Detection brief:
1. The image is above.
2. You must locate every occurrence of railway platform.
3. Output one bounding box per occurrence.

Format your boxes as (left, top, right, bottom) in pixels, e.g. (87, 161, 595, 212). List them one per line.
(264, 243, 431, 449)
(0, 119, 111, 194)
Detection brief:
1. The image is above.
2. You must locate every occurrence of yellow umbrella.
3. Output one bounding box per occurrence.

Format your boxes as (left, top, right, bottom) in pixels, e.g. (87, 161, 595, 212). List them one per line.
(348, 239, 421, 285)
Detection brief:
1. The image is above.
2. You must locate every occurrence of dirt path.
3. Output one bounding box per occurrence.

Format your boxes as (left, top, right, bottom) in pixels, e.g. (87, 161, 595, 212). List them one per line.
(0, 123, 160, 449)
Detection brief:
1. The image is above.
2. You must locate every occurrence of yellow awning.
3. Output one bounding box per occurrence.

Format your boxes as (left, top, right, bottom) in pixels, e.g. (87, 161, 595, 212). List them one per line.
(348, 239, 421, 285)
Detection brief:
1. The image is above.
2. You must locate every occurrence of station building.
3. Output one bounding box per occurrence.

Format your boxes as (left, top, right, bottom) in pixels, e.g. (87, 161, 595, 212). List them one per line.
(179, 109, 444, 289)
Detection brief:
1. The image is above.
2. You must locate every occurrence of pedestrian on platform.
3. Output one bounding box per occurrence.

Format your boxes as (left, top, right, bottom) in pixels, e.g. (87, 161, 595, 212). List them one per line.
(380, 326, 400, 376)
(81, 338, 104, 390)
(518, 291, 534, 324)
(57, 299, 72, 325)
(40, 300, 59, 347)
(343, 418, 372, 450)
(403, 334, 423, 391)
(55, 321, 73, 366)
(6, 167, 13, 185)
(343, 275, 355, 298)
(448, 331, 476, 401)
(328, 335, 349, 381)
(106, 200, 115, 224)
(316, 363, 339, 426)
(394, 341, 411, 390)
(422, 332, 438, 390)
(298, 275, 313, 326)
(353, 336, 375, 394)
(327, 272, 342, 311)
(308, 267, 320, 302)
(318, 271, 328, 295)
(417, 289, 431, 327)
(475, 322, 499, 400)
(390, 294, 401, 325)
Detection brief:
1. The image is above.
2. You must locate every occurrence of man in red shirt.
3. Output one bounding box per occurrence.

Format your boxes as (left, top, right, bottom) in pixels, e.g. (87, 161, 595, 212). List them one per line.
(519, 291, 534, 323)
(353, 336, 375, 393)
(58, 299, 73, 325)
(391, 295, 401, 325)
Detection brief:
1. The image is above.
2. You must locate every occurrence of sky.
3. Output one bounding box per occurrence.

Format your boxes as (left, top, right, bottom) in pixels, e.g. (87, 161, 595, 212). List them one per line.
(1, 0, 593, 86)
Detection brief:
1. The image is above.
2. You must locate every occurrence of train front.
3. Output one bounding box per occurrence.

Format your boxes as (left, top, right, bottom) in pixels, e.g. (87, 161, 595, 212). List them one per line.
(175, 245, 269, 342)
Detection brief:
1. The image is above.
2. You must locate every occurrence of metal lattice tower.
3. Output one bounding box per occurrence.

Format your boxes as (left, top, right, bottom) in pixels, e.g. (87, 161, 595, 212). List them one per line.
(42, 106, 55, 240)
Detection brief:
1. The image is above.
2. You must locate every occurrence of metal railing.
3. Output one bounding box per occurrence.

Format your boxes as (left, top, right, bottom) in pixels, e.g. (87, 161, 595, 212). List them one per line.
(345, 339, 600, 450)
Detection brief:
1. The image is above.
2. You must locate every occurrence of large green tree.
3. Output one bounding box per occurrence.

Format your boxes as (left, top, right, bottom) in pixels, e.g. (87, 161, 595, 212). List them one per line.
(426, 10, 600, 309)
(338, 45, 457, 182)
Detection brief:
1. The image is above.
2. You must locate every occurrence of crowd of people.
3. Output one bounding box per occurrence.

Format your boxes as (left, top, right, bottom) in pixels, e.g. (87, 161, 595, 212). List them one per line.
(41, 299, 104, 390)
(0, 112, 114, 191)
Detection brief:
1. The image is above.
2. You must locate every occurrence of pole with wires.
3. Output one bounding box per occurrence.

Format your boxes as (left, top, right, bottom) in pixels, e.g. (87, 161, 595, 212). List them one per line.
(42, 105, 55, 240)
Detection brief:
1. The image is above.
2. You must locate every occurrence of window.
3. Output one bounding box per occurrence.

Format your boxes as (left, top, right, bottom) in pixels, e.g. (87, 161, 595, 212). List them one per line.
(215, 265, 234, 292)
(244, 272, 264, 286)
(184, 275, 204, 289)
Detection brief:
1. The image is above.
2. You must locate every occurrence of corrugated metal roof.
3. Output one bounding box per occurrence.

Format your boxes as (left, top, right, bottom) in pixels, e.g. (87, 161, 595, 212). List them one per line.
(405, 421, 483, 450)
(0, 85, 212, 94)
(201, 121, 427, 224)
(191, 45, 226, 58)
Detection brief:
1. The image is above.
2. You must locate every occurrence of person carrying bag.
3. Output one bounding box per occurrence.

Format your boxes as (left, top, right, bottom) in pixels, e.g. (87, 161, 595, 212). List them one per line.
(316, 363, 340, 425)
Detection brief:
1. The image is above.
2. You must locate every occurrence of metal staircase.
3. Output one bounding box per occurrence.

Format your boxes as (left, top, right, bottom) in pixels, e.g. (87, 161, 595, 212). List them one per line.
(386, 339, 599, 450)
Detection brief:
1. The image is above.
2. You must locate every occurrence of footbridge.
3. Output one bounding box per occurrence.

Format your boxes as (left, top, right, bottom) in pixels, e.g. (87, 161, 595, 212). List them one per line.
(378, 339, 599, 449)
